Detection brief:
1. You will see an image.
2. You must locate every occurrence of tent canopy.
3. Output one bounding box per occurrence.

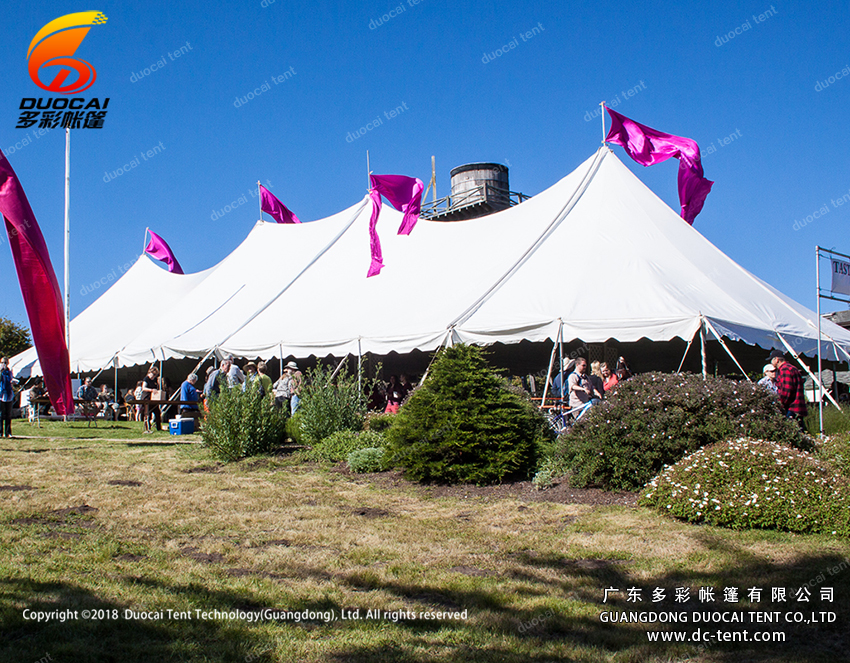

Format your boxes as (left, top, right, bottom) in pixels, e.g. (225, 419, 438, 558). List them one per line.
(13, 147, 850, 377)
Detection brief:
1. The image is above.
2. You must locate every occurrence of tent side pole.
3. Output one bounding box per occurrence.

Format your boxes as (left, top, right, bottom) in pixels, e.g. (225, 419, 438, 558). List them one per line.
(540, 321, 561, 410)
(676, 329, 697, 374)
(703, 318, 751, 382)
(558, 322, 564, 413)
(777, 333, 841, 411)
(329, 354, 349, 381)
(188, 347, 218, 381)
(700, 319, 707, 379)
(816, 246, 824, 435)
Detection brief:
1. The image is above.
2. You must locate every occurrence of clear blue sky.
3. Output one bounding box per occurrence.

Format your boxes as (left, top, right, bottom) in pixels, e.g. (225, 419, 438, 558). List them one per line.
(2, 0, 849, 331)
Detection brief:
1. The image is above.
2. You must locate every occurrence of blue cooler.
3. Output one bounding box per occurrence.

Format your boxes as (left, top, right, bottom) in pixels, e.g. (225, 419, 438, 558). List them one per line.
(169, 418, 195, 435)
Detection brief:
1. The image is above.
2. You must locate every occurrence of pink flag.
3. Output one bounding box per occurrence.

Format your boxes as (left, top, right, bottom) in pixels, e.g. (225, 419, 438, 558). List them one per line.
(260, 184, 300, 224)
(367, 174, 424, 277)
(0, 149, 74, 415)
(605, 108, 713, 224)
(144, 230, 183, 274)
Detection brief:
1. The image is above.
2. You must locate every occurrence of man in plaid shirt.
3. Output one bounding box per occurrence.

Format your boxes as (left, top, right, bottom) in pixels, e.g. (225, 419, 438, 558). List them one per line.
(768, 350, 807, 429)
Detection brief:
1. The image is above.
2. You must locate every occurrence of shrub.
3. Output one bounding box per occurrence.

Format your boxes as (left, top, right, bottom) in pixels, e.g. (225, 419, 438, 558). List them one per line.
(386, 344, 552, 485)
(815, 433, 850, 479)
(348, 447, 386, 473)
(640, 437, 850, 537)
(308, 429, 387, 463)
(297, 364, 374, 445)
(285, 412, 304, 445)
(554, 372, 806, 491)
(365, 412, 395, 433)
(203, 381, 287, 462)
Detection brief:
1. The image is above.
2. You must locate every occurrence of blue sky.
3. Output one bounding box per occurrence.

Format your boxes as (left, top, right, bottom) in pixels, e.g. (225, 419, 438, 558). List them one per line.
(1, 0, 849, 330)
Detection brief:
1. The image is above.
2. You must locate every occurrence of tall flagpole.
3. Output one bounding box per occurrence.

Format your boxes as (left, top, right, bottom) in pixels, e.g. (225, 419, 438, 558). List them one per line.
(64, 128, 71, 365)
(366, 150, 371, 190)
(600, 101, 606, 144)
(257, 180, 262, 221)
(816, 246, 824, 436)
(143, 227, 149, 254)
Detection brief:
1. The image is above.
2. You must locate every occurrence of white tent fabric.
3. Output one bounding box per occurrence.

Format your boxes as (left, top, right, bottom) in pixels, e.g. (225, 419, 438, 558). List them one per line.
(12, 147, 850, 376)
(11, 256, 212, 377)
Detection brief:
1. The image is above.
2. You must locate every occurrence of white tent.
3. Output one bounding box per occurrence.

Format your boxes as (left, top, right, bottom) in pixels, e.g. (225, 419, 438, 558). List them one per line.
(12, 147, 850, 376)
(11, 256, 212, 377)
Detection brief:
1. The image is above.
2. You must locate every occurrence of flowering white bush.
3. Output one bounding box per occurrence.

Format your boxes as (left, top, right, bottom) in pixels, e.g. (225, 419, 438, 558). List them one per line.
(640, 437, 850, 537)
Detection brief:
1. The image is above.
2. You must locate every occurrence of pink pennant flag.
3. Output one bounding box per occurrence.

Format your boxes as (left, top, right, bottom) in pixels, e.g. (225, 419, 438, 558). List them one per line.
(260, 184, 300, 224)
(367, 174, 424, 277)
(0, 149, 74, 415)
(605, 108, 713, 224)
(144, 230, 184, 274)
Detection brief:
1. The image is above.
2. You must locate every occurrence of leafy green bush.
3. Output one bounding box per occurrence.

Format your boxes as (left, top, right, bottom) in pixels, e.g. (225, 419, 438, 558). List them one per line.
(308, 429, 387, 463)
(348, 447, 386, 473)
(297, 364, 373, 445)
(640, 437, 850, 537)
(386, 344, 552, 485)
(815, 433, 850, 479)
(203, 381, 287, 462)
(285, 412, 304, 445)
(365, 412, 395, 433)
(553, 372, 806, 491)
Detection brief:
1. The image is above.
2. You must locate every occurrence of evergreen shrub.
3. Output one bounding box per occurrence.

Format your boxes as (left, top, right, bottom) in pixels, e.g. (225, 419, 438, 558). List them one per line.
(203, 381, 287, 462)
(554, 372, 807, 491)
(640, 437, 850, 537)
(308, 429, 387, 463)
(386, 344, 551, 485)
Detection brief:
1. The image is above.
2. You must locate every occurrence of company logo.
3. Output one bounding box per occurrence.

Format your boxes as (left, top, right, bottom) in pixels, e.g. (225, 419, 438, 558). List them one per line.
(27, 11, 108, 94)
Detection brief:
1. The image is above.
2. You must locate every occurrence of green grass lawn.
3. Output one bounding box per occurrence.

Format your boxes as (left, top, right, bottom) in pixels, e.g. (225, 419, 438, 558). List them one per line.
(0, 427, 848, 662)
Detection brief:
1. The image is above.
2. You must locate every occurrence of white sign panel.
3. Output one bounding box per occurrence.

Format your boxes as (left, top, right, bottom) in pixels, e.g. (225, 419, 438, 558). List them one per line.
(832, 259, 850, 296)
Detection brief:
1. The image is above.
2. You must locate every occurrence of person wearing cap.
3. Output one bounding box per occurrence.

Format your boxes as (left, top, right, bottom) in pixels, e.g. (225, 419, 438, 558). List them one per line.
(179, 373, 202, 431)
(769, 350, 807, 429)
(757, 364, 778, 395)
(275, 361, 303, 414)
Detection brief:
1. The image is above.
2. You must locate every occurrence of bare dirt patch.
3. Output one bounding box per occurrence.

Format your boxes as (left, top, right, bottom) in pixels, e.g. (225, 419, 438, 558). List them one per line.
(12, 504, 98, 526)
(180, 546, 225, 564)
(355, 470, 638, 507)
(107, 480, 142, 487)
(350, 507, 389, 519)
(182, 465, 220, 474)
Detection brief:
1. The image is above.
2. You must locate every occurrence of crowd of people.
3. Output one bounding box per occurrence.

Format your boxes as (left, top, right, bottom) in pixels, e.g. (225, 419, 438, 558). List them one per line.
(0, 347, 833, 438)
(549, 356, 632, 421)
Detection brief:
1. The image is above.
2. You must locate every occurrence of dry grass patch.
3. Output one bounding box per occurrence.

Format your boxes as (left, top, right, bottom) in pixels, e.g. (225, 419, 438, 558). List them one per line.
(1, 436, 849, 662)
